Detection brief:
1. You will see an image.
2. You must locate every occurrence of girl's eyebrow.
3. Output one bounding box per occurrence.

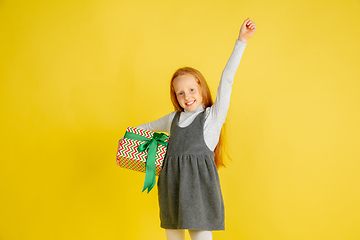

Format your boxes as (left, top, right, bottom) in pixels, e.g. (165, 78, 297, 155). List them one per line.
(175, 85, 197, 92)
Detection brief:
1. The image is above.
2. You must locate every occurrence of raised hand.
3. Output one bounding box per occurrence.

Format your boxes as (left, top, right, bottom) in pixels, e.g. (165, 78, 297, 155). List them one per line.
(238, 18, 257, 42)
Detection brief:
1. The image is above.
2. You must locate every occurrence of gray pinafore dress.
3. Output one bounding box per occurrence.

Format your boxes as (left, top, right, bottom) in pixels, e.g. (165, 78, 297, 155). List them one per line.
(157, 111, 225, 231)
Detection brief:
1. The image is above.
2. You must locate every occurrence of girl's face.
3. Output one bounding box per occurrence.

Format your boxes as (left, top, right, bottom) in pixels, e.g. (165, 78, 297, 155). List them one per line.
(172, 74, 203, 112)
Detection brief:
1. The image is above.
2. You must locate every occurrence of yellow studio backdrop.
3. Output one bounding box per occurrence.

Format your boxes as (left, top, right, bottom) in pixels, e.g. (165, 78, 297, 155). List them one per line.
(1, 0, 359, 239)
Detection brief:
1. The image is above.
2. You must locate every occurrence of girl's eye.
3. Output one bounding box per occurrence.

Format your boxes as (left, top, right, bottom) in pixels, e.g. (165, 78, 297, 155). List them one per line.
(178, 92, 183, 96)
(190, 89, 195, 92)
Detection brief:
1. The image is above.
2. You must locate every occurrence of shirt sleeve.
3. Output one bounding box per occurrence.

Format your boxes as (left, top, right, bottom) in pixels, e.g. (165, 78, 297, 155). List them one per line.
(208, 40, 247, 125)
(203, 40, 247, 151)
(136, 112, 176, 135)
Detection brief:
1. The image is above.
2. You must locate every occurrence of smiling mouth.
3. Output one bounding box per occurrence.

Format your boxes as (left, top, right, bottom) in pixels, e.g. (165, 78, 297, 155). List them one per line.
(185, 100, 195, 106)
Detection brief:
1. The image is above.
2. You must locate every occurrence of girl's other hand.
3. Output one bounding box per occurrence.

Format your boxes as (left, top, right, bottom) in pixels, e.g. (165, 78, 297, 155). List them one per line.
(238, 18, 257, 43)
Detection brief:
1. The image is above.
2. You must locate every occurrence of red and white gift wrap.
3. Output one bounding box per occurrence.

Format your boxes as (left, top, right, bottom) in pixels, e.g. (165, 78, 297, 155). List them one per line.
(116, 127, 169, 176)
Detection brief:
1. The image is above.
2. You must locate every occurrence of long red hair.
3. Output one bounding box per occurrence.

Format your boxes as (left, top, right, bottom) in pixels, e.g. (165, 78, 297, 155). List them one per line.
(170, 67, 229, 169)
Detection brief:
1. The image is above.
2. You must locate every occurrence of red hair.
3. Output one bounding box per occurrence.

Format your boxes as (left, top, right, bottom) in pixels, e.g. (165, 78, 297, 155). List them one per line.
(170, 67, 229, 169)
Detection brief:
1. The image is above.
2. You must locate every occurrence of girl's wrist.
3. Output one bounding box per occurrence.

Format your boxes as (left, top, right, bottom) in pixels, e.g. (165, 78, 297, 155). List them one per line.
(238, 36, 247, 43)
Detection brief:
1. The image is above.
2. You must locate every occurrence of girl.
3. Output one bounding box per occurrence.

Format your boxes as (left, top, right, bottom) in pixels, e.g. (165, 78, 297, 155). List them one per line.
(136, 18, 256, 240)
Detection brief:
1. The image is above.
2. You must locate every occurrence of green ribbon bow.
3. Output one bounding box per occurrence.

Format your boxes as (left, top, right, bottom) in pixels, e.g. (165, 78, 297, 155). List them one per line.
(124, 131, 169, 193)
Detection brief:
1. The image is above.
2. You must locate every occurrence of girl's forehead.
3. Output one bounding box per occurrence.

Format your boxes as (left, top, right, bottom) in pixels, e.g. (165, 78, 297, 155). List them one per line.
(173, 74, 199, 86)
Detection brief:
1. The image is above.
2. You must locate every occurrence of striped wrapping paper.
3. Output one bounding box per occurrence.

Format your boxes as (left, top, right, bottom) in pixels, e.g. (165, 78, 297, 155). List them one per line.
(116, 127, 169, 176)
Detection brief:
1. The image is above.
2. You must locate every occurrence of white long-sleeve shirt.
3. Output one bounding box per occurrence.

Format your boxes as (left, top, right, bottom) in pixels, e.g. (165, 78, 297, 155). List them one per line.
(137, 40, 247, 151)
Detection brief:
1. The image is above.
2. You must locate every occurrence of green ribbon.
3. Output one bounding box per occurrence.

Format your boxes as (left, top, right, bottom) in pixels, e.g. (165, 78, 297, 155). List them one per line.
(124, 131, 169, 193)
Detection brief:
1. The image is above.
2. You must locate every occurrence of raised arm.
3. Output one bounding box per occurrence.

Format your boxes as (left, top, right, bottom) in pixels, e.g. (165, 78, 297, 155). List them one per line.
(209, 18, 256, 125)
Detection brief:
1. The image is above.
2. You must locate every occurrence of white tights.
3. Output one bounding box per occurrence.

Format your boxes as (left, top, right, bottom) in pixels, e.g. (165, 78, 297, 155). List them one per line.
(165, 229, 213, 240)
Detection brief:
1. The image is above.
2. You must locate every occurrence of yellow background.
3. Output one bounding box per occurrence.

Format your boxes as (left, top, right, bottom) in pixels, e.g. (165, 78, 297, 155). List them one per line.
(1, 0, 360, 239)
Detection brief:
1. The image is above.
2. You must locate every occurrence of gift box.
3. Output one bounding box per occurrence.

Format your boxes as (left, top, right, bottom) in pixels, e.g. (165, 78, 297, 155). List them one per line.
(117, 126, 169, 193)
